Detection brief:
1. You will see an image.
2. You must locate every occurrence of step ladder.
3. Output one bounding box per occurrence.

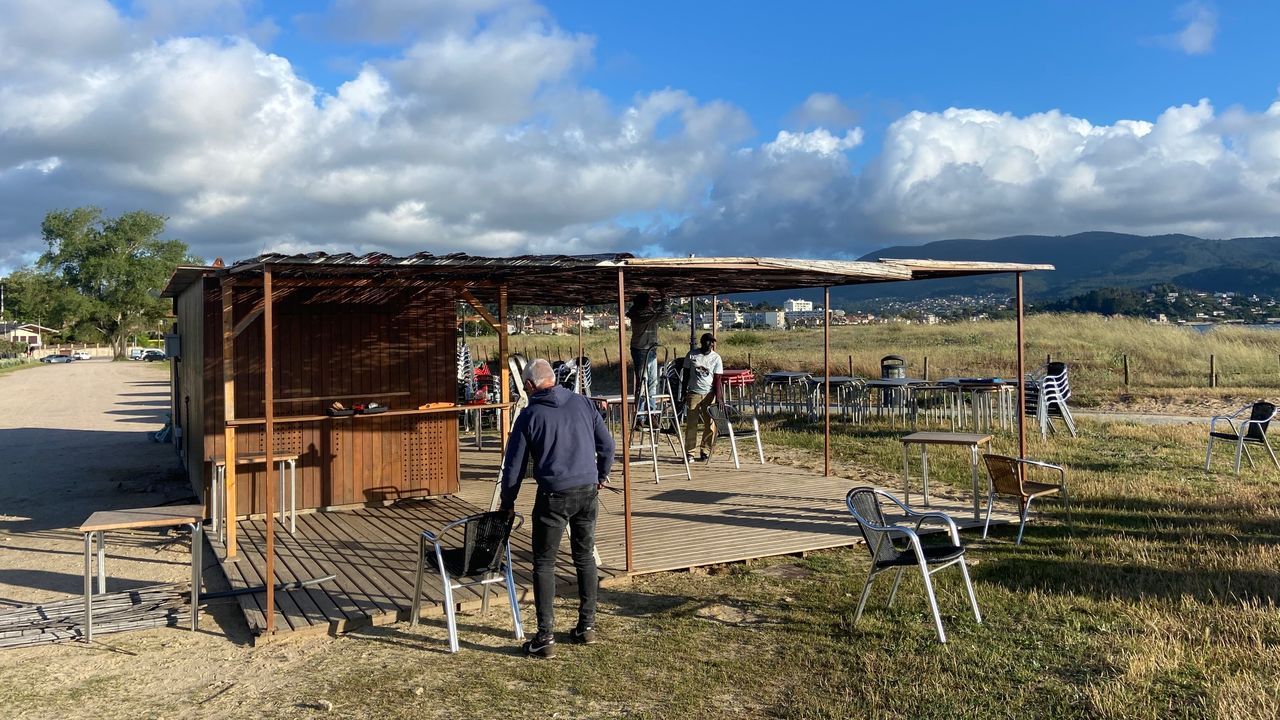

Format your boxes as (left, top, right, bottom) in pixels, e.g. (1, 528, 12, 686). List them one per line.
(630, 367, 692, 484)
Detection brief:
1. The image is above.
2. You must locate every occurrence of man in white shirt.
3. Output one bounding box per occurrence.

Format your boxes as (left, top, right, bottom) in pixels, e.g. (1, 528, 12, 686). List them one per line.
(683, 333, 723, 461)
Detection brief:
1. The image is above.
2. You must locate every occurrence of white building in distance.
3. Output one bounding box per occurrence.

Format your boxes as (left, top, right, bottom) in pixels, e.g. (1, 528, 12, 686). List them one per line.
(783, 299, 813, 312)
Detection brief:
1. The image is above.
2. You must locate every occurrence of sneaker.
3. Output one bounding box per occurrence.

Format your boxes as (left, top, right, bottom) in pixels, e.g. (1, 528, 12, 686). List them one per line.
(569, 625, 597, 645)
(522, 633, 556, 659)
(698, 451, 709, 462)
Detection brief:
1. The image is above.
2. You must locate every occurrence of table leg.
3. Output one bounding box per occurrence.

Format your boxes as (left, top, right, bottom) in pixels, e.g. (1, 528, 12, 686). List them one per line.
(83, 532, 93, 643)
(921, 445, 931, 507)
(970, 444, 981, 520)
(96, 531, 106, 594)
(289, 458, 297, 535)
(902, 442, 911, 504)
(190, 522, 202, 632)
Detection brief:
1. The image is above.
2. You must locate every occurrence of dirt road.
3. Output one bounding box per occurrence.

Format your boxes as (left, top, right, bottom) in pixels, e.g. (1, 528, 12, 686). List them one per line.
(0, 359, 196, 605)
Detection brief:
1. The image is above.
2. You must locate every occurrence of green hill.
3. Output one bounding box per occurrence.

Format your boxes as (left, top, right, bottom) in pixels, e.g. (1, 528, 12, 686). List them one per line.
(843, 231, 1280, 303)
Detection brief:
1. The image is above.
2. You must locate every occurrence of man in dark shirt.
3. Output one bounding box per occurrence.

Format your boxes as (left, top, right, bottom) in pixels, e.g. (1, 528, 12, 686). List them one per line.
(500, 358, 615, 659)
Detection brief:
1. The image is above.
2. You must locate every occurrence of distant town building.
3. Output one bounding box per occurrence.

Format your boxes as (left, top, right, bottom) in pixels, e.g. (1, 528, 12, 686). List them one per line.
(783, 299, 813, 312)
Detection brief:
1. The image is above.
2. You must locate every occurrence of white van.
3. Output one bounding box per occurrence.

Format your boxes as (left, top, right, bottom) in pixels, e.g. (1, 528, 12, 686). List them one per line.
(127, 347, 144, 360)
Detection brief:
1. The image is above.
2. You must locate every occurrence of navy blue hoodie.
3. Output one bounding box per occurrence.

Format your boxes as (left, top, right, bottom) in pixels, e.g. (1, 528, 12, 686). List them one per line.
(499, 385, 615, 507)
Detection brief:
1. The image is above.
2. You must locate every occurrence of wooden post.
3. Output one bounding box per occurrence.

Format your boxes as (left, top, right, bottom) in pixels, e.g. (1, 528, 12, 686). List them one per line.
(848, 355, 853, 378)
(711, 295, 718, 339)
(262, 268, 276, 635)
(616, 270, 633, 573)
(924, 356, 930, 382)
(1123, 354, 1130, 386)
(220, 277, 238, 558)
(1210, 354, 1217, 388)
(1016, 273, 1027, 461)
(498, 286, 510, 453)
(823, 287, 831, 477)
(747, 351, 752, 370)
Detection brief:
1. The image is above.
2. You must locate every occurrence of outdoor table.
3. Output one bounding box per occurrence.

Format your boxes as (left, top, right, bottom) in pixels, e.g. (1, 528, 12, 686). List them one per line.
(865, 377, 927, 418)
(938, 378, 1014, 432)
(900, 431, 994, 520)
(718, 369, 757, 411)
(211, 452, 300, 538)
(805, 376, 862, 418)
(763, 371, 812, 415)
(79, 504, 205, 643)
(590, 395, 625, 434)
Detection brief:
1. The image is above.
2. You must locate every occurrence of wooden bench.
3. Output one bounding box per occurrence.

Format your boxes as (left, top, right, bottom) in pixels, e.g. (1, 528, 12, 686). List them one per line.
(210, 453, 300, 538)
(79, 504, 205, 643)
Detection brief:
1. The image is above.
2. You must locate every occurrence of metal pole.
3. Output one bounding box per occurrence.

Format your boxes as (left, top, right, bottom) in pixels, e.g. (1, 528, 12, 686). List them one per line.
(262, 268, 276, 635)
(617, 270, 633, 572)
(498, 285, 510, 452)
(824, 286, 831, 477)
(689, 296, 696, 350)
(711, 295, 718, 339)
(1016, 273, 1027, 461)
(577, 307, 585, 393)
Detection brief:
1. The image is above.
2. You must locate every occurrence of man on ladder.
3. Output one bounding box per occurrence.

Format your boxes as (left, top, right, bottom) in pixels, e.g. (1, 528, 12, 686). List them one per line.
(625, 292, 667, 418)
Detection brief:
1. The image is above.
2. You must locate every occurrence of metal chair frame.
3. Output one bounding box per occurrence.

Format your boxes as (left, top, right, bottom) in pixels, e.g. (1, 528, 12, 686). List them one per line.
(1205, 401, 1280, 476)
(981, 454, 1071, 545)
(409, 512, 525, 653)
(844, 487, 981, 644)
(707, 404, 765, 469)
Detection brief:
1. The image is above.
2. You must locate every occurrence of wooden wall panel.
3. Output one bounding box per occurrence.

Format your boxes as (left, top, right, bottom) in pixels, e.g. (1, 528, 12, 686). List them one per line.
(203, 283, 460, 516)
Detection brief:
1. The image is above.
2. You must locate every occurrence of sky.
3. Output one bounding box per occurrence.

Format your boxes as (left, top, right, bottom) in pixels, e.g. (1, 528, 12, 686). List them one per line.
(4, 0, 1280, 272)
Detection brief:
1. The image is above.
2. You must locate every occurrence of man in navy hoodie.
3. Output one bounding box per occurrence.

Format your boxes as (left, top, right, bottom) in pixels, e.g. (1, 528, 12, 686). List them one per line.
(500, 358, 614, 659)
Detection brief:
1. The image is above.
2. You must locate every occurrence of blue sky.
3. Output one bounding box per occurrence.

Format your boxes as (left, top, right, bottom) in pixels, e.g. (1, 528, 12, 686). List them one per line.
(2, 0, 1280, 272)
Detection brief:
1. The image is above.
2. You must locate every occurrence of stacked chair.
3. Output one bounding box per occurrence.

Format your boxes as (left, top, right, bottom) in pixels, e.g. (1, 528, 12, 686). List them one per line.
(1024, 361, 1077, 438)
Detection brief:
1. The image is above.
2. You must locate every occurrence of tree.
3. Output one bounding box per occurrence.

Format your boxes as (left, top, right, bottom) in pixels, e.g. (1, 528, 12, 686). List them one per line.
(38, 207, 194, 359)
(1, 267, 65, 328)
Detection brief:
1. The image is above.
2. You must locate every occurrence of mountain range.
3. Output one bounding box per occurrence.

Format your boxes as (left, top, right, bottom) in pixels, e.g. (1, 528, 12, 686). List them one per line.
(834, 231, 1280, 304)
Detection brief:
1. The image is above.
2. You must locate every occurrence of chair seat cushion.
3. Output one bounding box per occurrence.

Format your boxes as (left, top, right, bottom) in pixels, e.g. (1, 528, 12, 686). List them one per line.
(1209, 431, 1265, 442)
(875, 543, 965, 568)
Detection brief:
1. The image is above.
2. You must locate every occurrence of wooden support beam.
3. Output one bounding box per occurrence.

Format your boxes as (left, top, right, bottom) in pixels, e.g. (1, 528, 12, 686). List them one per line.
(1016, 272, 1027, 461)
(458, 289, 500, 331)
(823, 286, 831, 477)
(263, 268, 276, 635)
(497, 285, 510, 454)
(220, 277, 238, 558)
(617, 269, 633, 573)
(232, 307, 263, 338)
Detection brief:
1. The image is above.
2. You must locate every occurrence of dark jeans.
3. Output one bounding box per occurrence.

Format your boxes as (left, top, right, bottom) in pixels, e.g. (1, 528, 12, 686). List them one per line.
(531, 483, 599, 635)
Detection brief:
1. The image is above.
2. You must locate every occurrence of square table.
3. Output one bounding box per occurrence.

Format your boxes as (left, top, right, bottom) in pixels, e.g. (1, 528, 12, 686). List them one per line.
(900, 431, 994, 520)
(79, 504, 205, 643)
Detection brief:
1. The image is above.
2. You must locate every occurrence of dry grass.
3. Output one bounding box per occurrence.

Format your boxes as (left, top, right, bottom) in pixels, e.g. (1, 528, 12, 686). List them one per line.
(473, 315, 1280, 406)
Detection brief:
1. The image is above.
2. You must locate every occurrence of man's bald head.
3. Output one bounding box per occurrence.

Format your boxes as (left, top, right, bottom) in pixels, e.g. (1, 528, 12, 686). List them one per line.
(523, 358, 556, 390)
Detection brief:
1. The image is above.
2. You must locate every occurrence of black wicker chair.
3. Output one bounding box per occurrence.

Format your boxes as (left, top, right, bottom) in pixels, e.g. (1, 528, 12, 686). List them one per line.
(409, 511, 524, 652)
(1205, 401, 1280, 476)
(845, 487, 981, 644)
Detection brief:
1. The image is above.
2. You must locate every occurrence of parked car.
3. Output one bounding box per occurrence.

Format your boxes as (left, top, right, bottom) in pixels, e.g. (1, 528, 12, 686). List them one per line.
(128, 347, 144, 360)
(40, 354, 72, 363)
(141, 349, 166, 362)
(72, 350, 91, 361)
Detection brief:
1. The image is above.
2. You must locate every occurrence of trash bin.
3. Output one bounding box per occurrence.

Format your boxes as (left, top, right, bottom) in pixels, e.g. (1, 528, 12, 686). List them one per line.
(881, 355, 906, 379)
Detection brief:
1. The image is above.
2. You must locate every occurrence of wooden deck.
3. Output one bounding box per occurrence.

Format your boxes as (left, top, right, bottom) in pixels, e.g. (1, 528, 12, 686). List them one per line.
(208, 496, 627, 643)
(212, 440, 1016, 642)
(456, 443, 1016, 574)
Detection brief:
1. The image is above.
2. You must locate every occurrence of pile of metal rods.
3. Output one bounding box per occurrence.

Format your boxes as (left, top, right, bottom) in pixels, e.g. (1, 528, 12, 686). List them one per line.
(0, 583, 190, 649)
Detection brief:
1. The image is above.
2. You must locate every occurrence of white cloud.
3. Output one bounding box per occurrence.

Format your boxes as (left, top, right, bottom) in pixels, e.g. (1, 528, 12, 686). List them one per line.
(3, 0, 1280, 275)
(787, 93, 859, 130)
(1164, 2, 1218, 55)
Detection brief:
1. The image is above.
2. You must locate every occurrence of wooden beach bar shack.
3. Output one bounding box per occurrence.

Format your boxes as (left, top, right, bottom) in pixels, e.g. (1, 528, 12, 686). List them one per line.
(161, 252, 1051, 640)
